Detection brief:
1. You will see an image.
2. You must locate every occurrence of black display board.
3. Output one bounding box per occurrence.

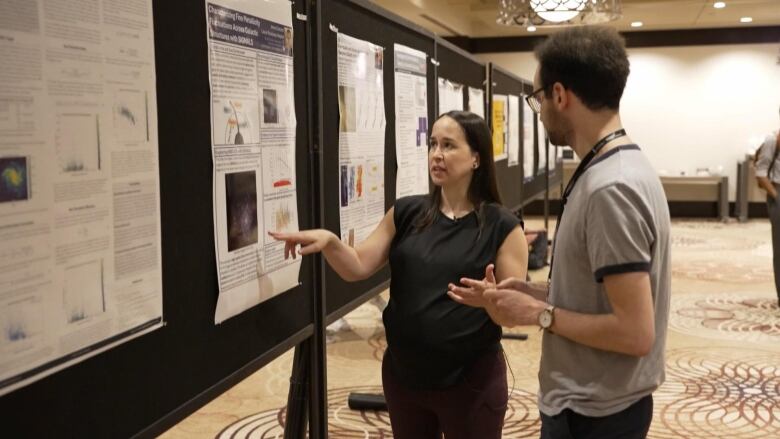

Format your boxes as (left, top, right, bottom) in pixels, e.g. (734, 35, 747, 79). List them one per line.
(1, 2, 316, 437)
(318, 0, 437, 320)
(488, 64, 526, 211)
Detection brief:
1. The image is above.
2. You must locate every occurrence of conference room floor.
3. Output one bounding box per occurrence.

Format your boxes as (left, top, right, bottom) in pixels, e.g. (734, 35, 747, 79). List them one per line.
(162, 218, 780, 438)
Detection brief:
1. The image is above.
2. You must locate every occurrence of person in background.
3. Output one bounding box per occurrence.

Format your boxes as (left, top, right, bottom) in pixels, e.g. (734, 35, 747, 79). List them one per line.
(270, 110, 528, 439)
(450, 27, 671, 439)
(754, 106, 780, 308)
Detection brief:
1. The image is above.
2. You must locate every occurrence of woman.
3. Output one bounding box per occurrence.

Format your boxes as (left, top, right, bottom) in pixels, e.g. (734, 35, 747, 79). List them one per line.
(270, 111, 528, 438)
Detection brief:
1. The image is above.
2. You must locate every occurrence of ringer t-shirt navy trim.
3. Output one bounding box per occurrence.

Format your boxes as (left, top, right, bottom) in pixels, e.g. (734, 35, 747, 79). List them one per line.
(587, 144, 641, 169)
(594, 261, 651, 283)
(588, 144, 649, 282)
(539, 144, 672, 418)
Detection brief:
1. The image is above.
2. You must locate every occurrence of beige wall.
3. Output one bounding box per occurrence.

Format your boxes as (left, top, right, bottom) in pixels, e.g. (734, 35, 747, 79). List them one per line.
(477, 43, 780, 200)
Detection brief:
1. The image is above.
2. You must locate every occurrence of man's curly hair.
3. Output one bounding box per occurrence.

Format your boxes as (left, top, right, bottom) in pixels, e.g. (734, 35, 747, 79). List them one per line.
(534, 26, 630, 111)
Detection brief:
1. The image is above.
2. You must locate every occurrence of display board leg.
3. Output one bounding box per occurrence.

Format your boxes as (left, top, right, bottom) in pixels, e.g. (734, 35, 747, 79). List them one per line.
(284, 341, 310, 439)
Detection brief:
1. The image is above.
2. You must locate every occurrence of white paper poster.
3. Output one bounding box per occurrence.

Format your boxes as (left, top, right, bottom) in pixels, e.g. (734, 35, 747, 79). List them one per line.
(547, 143, 558, 172)
(522, 96, 535, 179)
(438, 78, 464, 115)
(492, 94, 508, 162)
(394, 44, 429, 198)
(0, 0, 163, 395)
(206, 0, 301, 324)
(468, 87, 485, 119)
(507, 95, 520, 167)
(537, 115, 548, 174)
(338, 33, 386, 247)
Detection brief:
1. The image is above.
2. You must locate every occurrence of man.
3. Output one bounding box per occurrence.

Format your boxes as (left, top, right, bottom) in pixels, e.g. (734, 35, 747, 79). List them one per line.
(754, 108, 780, 307)
(449, 26, 671, 438)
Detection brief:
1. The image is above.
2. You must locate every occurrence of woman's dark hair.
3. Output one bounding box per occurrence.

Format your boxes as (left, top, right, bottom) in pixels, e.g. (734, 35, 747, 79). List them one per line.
(534, 26, 629, 111)
(415, 110, 503, 233)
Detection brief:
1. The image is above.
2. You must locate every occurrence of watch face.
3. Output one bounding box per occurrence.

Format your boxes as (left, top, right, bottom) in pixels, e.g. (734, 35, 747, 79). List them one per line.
(539, 310, 552, 328)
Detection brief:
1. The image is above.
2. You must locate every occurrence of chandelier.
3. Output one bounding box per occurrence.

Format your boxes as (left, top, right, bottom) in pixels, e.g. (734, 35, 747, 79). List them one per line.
(497, 0, 622, 27)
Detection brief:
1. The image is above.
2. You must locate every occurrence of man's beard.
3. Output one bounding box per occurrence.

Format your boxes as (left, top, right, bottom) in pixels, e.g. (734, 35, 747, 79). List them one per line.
(543, 110, 570, 147)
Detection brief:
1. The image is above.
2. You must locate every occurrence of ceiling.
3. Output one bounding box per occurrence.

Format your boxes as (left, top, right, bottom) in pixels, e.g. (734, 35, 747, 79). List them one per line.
(369, 0, 780, 37)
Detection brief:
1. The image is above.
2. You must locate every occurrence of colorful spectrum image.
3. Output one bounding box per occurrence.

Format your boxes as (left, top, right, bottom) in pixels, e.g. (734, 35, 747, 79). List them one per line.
(0, 156, 29, 203)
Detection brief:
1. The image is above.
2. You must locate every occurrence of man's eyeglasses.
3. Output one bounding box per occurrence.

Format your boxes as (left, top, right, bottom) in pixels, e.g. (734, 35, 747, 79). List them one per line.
(525, 86, 547, 114)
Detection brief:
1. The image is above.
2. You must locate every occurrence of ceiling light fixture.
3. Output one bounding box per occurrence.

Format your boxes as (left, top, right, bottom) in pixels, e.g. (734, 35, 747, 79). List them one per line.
(527, 25, 537, 32)
(713, 2, 726, 8)
(740, 16, 753, 23)
(497, 0, 622, 27)
(631, 21, 643, 28)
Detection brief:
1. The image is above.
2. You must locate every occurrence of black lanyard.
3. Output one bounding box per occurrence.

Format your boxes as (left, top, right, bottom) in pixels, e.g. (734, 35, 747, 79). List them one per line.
(548, 129, 627, 283)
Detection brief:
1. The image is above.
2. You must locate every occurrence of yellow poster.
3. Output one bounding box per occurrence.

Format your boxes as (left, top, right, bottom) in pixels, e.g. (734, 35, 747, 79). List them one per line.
(492, 95, 507, 161)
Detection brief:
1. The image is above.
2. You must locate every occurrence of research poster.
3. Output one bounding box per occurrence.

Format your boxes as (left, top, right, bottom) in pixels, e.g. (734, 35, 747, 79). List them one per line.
(206, 0, 301, 324)
(437, 78, 464, 115)
(492, 94, 508, 161)
(522, 96, 535, 179)
(337, 32, 386, 246)
(537, 114, 548, 174)
(394, 44, 429, 198)
(468, 87, 485, 119)
(508, 95, 520, 167)
(0, 0, 163, 395)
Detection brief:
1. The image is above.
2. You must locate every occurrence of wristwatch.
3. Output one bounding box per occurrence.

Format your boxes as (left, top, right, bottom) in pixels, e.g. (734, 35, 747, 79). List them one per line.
(538, 305, 556, 330)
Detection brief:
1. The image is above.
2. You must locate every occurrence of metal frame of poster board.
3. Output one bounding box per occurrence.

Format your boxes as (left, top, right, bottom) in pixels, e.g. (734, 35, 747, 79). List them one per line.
(1, 1, 319, 438)
(487, 64, 526, 212)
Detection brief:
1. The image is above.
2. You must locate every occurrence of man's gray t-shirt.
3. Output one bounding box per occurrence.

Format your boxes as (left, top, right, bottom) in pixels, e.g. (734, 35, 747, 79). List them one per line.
(539, 145, 671, 417)
(755, 132, 780, 184)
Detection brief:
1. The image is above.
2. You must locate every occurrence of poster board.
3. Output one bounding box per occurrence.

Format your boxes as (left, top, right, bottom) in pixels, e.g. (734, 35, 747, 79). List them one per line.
(1, 1, 315, 436)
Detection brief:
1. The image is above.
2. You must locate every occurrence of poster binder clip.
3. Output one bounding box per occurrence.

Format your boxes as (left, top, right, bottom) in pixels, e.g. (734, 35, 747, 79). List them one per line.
(430, 58, 440, 66)
(296, 13, 307, 21)
(329, 23, 339, 33)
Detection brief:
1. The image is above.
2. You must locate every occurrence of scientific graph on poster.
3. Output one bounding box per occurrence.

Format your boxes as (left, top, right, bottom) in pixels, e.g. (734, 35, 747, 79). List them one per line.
(262, 147, 295, 193)
(62, 260, 105, 324)
(262, 197, 297, 239)
(1, 298, 43, 348)
(56, 113, 100, 173)
(113, 90, 148, 143)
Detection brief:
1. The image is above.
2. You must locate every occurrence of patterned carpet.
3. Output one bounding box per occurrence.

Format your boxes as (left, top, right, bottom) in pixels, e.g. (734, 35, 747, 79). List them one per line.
(161, 219, 780, 438)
